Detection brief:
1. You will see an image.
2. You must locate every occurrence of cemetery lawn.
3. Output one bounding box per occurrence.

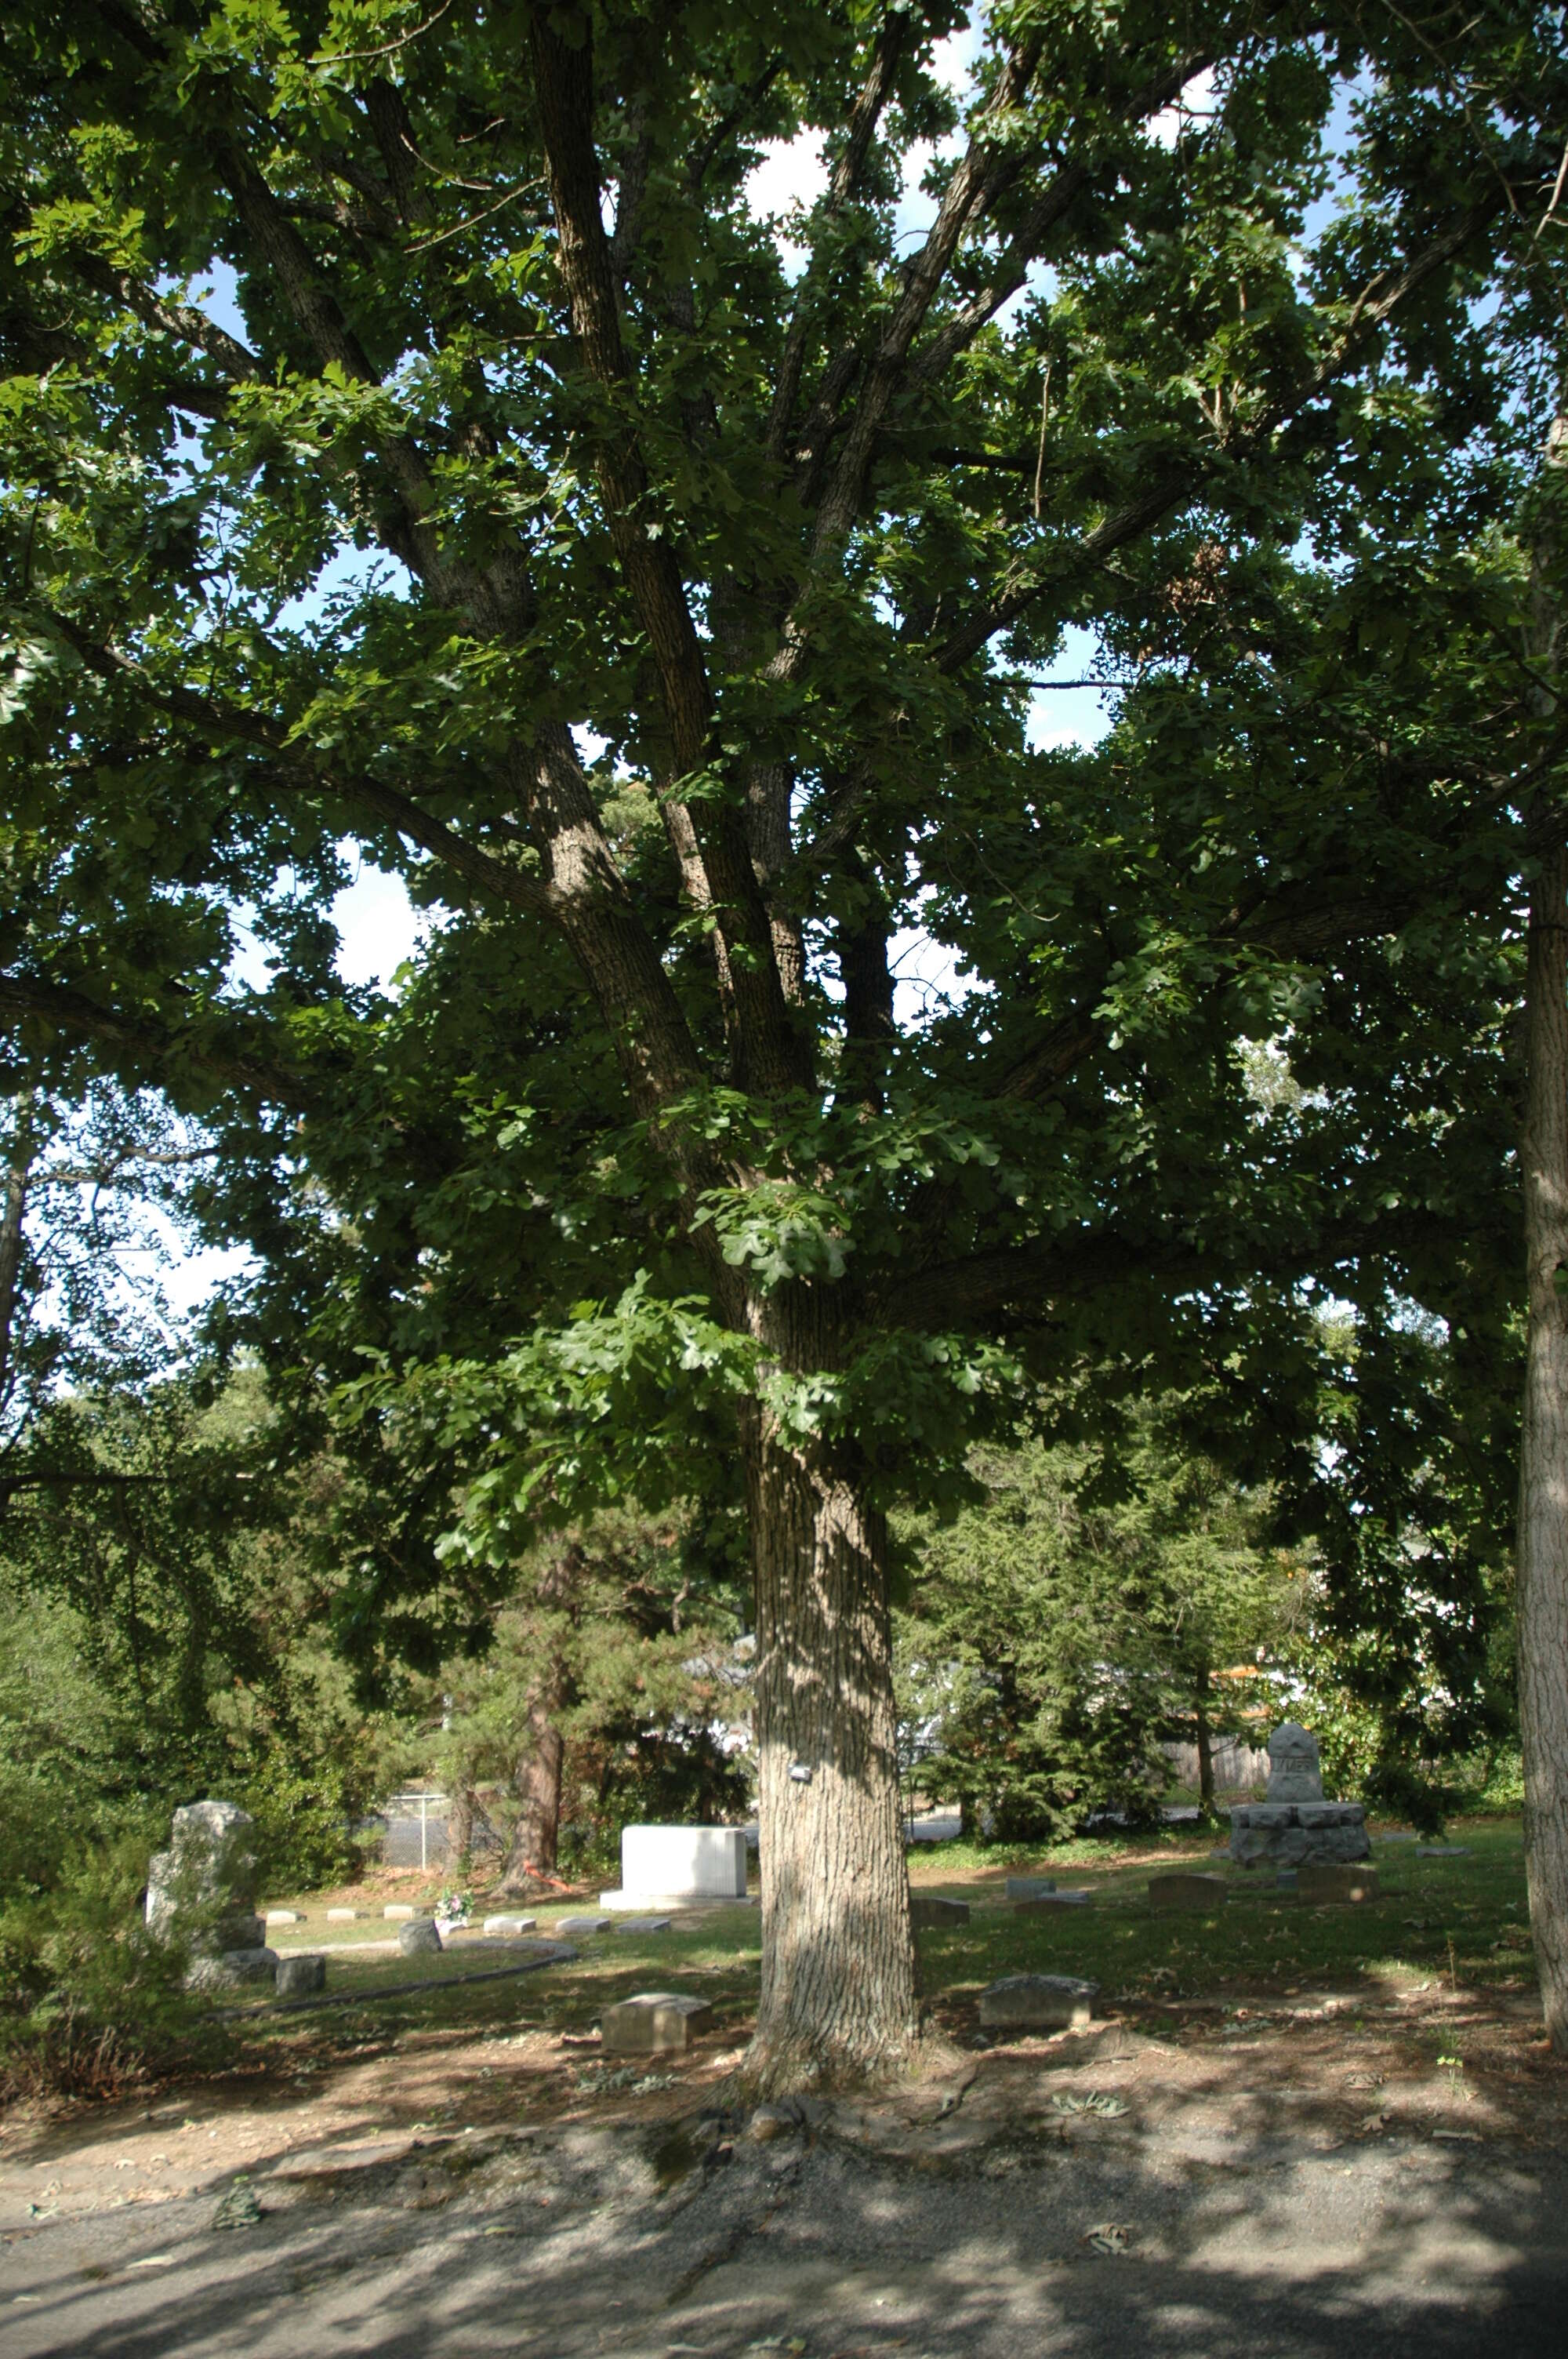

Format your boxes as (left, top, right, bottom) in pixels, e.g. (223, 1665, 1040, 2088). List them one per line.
(196, 1811, 1546, 2080)
(1, 1812, 1547, 2160)
(5, 1812, 1565, 2359)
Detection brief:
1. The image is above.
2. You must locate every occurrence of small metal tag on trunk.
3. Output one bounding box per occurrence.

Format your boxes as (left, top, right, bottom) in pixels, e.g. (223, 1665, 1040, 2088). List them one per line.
(788, 1762, 813, 1783)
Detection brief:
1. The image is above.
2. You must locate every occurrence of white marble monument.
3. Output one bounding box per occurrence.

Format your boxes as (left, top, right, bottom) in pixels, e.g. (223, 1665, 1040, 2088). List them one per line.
(1229, 1722, 1370, 1870)
(601, 1825, 749, 1910)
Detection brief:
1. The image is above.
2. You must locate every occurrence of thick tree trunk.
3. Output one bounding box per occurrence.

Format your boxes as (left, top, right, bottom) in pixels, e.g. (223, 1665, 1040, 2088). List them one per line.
(1518, 416, 1568, 2052)
(1519, 837, 1568, 2051)
(1195, 1692, 1215, 1812)
(495, 1696, 566, 1892)
(743, 1395, 920, 2091)
(445, 1783, 476, 1864)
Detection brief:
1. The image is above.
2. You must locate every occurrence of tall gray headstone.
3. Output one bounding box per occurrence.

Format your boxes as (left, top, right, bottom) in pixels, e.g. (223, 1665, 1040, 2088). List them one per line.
(1228, 1724, 1369, 1871)
(145, 1800, 277, 1988)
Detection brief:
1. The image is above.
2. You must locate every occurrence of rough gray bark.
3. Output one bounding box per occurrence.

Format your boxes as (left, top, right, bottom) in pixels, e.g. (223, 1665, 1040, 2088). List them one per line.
(743, 1345, 921, 2090)
(1518, 834, 1568, 2049)
(1518, 416, 1568, 2052)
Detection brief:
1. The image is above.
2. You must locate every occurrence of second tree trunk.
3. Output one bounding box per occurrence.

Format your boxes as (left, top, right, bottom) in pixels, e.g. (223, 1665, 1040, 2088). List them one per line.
(1519, 834, 1568, 2052)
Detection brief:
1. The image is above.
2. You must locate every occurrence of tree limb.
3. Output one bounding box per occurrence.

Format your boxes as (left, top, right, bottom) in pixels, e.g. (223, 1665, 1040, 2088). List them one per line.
(906, 51, 1211, 395)
(936, 198, 1501, 674)
(765, 9, 909, 464)
(788, 35, 1045, 605)
(526, 3, 808, 1095)
(0, 973, 305, 1106)
(39, 611, 562, 925)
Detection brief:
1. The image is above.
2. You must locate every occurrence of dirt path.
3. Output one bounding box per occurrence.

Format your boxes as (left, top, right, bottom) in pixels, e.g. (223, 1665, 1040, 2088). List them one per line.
(2, 1987, 1565, 2356)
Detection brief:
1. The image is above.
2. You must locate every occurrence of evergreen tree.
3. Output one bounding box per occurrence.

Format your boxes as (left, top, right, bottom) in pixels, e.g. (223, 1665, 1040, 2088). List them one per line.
(897, 1423, 1305, 1840)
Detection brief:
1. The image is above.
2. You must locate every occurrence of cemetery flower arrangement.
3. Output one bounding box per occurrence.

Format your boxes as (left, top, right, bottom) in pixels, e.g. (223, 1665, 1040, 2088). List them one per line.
(433, 1888, 472, 1932)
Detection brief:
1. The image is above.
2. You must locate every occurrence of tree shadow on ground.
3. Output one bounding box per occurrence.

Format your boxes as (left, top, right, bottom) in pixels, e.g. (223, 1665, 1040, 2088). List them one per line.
(6, 2054, 1567, 2359)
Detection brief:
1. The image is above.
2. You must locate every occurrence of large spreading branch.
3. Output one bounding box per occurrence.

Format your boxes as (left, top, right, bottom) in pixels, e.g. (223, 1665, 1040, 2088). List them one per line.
(42, 612, 562, 921)
(78, 5, 731, 1152)
(904, 50, 1212, 395)
(45, 613, 718, 1151)
(935, 198, 1501, 674)
(779, 32, 1045, 638)
(210, 131, 538, 637)
(526, 4, 808, 1096)
(764, 6, 910, 465)
(0, 973, 307, 1107)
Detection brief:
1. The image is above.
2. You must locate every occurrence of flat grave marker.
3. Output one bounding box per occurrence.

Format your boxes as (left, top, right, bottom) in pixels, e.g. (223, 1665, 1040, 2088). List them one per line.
(601, 1992, 713, 2055)
(1149, 1873, 1227, 1913)
(910, 1896, 969, 1928)
(979, 1973, 1098, 2032)
(1298, 1863, 1380, 1904)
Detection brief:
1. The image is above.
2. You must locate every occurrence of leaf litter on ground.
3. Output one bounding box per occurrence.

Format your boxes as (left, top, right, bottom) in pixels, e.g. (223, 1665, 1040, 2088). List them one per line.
(1082, 2222, 1131, 2253)
(571, 2064, 678, 2096)
(1051, 2092, 1128, 2117)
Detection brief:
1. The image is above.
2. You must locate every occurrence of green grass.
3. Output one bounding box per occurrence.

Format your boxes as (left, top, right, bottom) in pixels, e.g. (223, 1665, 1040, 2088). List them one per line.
(239, 1817, 1533, 2066)
(234, 1905, 764, 2057)
(263, 1918, 412, 1950)
(906, 1816, 1533, 2010)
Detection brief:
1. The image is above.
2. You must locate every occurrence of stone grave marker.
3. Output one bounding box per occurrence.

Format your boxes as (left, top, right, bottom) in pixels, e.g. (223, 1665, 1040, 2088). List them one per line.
(187, 1948, 278, 1991)
(483, 1914, 538, 1936)
(1014, 1889, 1090, 1912)
(276, 1955, 327, 1998)
(601, 1825, 747, 1911)
(1149, 1873, 1227, 1913)
(616, 1916, 673, 1934)
(557, 1914, 612, 1936)
(383, 1903, 416, 1921)
(145, 1801, 278, 1990)
(1417, 1845, 1472, 1859)
(911, 1896, 970, 1928)
(979, 1973, 1098, 2031)
(1005, 1877, 1057, 1901)
(397, 1919, 443, 1956)
(1229, 1722, 1369, 1870)
(601, 1991, 713, 2055)
(1298, 1863, 1380, 1904)
(326, 1907, 360, 1921)
(265, 1909, 302, 1925)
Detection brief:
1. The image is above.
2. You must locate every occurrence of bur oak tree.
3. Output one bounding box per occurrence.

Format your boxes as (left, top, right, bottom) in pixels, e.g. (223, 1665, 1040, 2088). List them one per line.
(1, 0, 1561, 2081)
